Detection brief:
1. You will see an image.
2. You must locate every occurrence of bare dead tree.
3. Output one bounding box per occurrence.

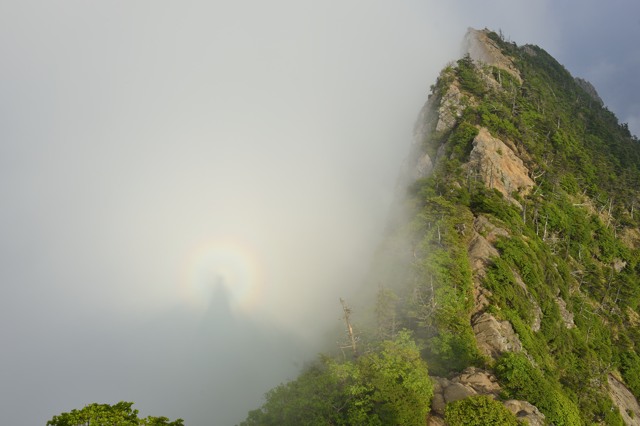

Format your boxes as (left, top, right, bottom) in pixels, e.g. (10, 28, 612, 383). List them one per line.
(339, 298, 358, 358)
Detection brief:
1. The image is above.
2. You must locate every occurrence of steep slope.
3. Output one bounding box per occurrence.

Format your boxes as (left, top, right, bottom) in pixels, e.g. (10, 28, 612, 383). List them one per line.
(402, 28, 640, 425)
(241, 29, 640, 425)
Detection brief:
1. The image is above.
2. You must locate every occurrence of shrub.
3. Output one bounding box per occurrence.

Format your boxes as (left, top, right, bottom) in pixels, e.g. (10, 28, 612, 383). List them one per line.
(445, 395, 522, 426)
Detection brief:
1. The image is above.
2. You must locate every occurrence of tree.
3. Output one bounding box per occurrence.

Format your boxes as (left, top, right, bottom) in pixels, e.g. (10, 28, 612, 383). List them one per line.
(240, 330, 433, 426)
(357, 330, 433, 425)
(46, 402, 183, 426)
(374, 286, 399, 340)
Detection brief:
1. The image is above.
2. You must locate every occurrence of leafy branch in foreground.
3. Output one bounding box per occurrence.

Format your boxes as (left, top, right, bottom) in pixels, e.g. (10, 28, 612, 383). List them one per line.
(240, 330, 433, 426)
(46, 401, 183, 426)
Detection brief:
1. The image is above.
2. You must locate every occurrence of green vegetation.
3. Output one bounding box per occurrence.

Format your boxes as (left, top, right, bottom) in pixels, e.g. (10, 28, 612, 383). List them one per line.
(495, 352, 582, 426)
(241, 331, 433, 426)
(243, 29, 640, 424)
(46, 402, 183, 426)
(406, 29, 640, 424)
(445, 395, 522, 425)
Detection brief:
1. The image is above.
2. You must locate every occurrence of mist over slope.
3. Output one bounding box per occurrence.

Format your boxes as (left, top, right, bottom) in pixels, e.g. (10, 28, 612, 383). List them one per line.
(240, 29, 640, 425)
(0, 3, 458, 425)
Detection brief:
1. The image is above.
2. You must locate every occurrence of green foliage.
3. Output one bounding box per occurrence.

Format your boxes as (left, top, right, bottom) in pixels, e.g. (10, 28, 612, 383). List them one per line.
(470, 188, 522, 227)
(374, 286, 399, 340)
(47, 402, 183, 426)
(433, 36, 640, 422)
(496, 353, 583, 426)
(241, 331, 433, 426)
(244, 28, 640, 426)
(447, 121, 479, 162)
(619, 351, 640, 399)
(456, 54, 486, 96)
(358, 332, 434, 425)
(445, 395, 522, 426)
(483, 256, 532, 323)
(405, 188, 483, 374)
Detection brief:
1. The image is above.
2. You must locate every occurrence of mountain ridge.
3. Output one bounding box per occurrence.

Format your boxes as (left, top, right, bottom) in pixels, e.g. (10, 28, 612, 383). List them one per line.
(241, 28, 640, 425)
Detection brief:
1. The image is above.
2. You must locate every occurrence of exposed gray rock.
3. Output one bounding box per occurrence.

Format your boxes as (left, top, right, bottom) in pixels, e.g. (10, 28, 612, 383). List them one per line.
(503, 400, 546, 426)
(522, 45, 538, 57)
(454, 367, 502, 395)
(407, 86, 451, 182)
(443, 382, 476, 403)
(462, 28, 522, 83)
(473, 312, 523, 358)
(432, 368, 546, 425)
(412, 93, 438, 147)
(467, 128, 535, 203)
(473, 215, 510, 242)
(468, 231, 496, 315)
(431, 378, 449, 415)
(468, 216, 509, 316)
(435, 83, 464, 133)
(468, 232, 499, 273)
(413, 153, 433, 179)
(472, 286, 493, 317)
(404, 94, 439, 186)
(431, 368, 500, 415)
(555, 297, 575, 329)
(427, 415, 446, 426)
(614, 258, 628, 273)
(531, 300, 543, 332)
(608, 374, 640, 426)
(575, 77, 604, 106)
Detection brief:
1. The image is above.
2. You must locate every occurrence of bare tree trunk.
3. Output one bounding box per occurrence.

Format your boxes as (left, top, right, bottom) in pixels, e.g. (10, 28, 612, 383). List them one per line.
(340, 298, 358, 358)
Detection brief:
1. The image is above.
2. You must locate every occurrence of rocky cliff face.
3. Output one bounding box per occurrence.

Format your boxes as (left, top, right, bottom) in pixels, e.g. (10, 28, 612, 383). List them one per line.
(466, 127, 534, 202)
(462, 28, 522, 84)
(575, 77, 604, 106)
(407, 28, 640, 425)
(242, 27, 640, 426)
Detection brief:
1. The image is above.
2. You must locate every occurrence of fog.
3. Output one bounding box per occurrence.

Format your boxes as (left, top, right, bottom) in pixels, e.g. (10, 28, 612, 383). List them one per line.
(2, 1, 640, 425)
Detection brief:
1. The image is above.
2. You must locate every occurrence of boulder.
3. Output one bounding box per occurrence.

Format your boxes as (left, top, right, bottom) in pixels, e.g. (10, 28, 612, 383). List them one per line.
(467, 128, 534, 202)
(431, 368, 501, 416)
(454, 367, 501, 395)
(503, 400, 546, 426)
(443, 383, 476, 403)
(473, 312, 523, 358)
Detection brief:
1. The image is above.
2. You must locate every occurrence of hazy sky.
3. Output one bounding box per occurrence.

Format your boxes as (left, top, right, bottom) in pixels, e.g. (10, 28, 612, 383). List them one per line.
(2, 1, 640, 425)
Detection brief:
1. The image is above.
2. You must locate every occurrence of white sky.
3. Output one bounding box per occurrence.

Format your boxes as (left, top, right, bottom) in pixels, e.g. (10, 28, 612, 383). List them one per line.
(1, 1, 639, 425)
